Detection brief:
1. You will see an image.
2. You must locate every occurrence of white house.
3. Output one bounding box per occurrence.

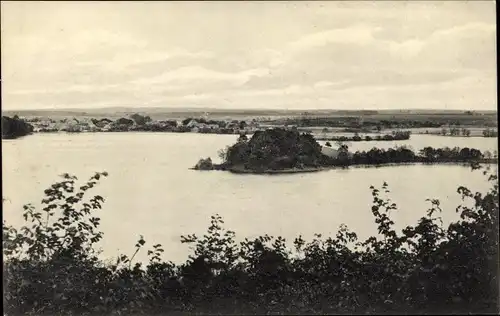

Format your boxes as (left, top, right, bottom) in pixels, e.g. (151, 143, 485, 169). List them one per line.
(102, 123, 112, 132)
(321, 146, 353, 159)
(186, 119, 199, 128)
(322, 146, 340, 158)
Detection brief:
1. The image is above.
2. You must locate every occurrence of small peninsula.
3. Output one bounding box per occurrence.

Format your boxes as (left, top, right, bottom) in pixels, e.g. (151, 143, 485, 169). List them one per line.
(193, 128, 497, 174)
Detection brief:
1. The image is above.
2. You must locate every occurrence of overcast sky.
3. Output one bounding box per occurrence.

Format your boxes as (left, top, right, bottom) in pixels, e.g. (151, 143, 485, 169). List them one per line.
(1, 1, 496, 111)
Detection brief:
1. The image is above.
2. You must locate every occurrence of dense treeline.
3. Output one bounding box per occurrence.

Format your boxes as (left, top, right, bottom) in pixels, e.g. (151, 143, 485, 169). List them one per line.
(271, 114, 498, 129)
(1, 115, 34, 139)
(343, 146, 487, 166)
(318, 131, 411, 142)
(440, 127, 470, 136)
(483, 128, 498, 137)
(221, 129, 325, 171)
(182, 117, 228, 127)
(218, 128, 494, 171)
(279, 117, 441, 128)
(3, 166, 498, 315)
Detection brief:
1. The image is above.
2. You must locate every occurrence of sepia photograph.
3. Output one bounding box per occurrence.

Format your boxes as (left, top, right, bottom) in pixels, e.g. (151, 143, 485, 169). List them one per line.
(1, 1, 498, 315)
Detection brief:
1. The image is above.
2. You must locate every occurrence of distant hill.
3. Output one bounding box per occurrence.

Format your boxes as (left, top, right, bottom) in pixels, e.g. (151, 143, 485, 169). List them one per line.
(2, 107, 496, 120)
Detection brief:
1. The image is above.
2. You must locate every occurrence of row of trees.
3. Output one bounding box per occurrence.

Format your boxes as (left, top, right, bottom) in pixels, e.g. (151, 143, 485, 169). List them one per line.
(3, 166, 498, 315)
(181, 117, 250, 129)
(279, 116, 496, 129)
(102, 116, 182, 132)
(441, 127, 471, 137)
(438, 128, 498, 138)
(182, 117, 225, 127)
(483, 128, 498, 137)
(320, 131, 411, 142)
(418, 146, 487, 161)
(217, 128, 493, 171)
(326, 145, 490, 167)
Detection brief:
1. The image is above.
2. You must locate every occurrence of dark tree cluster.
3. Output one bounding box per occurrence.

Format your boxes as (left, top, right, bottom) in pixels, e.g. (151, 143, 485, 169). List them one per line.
(218, 128, 490, 171)
(483, 128, 498, 137)
(198, 127, 236, 134)
(113, 118, 134, 126)
(324, 146, 487, 167)
(350, 147, 416, 165)
(272, 115, 497, 130)
(182, 117, 227, 127)
(2, 115, 34, 139)
(418, 146, 483, 162)
(130, 113, 152, 126)
(321, 131, 411, 142)
(223, 128, 325, 171)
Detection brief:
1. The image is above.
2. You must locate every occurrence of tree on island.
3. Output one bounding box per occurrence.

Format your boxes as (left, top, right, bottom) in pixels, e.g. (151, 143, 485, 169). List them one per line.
(223, 128, 325, 170)
(237, 133, 248, 143)
(182, 118, 194, 126)
(115, 118, 134, 126)
(130, 113, 152, 126)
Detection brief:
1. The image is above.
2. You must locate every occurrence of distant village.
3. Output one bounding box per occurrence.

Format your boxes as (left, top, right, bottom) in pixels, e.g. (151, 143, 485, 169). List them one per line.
(17, 111, 498, 139)
(25, 113, 265, 135)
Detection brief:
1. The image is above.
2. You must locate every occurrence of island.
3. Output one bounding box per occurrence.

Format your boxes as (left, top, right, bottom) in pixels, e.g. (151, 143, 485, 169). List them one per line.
(193, 128, 498, 174)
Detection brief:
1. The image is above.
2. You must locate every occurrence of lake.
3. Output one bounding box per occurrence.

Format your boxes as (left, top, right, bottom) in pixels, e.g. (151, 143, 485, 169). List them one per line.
(2, 133, 498, 264)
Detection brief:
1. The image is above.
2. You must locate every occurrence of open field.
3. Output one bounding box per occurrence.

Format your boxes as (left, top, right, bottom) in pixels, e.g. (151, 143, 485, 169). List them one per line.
(265, 112, 497, 128)
(304, 127, 496, 138)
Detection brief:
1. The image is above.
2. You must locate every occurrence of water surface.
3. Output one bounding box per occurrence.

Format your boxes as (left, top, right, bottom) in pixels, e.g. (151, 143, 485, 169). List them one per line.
(2, 133, 497, 263)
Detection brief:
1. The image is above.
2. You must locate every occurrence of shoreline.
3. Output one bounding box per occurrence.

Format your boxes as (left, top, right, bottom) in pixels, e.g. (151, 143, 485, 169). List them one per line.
(315, 137, 410, 142)
(193, 160, 498, 175)
(31, 129, 498, 139)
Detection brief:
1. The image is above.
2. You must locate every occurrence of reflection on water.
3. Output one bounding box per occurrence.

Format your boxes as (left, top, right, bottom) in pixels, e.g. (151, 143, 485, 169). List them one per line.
(2, 133, 498, 263)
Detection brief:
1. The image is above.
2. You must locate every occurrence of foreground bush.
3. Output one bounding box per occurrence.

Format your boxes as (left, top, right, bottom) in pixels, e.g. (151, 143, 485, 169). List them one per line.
(3, 165, 499, 315)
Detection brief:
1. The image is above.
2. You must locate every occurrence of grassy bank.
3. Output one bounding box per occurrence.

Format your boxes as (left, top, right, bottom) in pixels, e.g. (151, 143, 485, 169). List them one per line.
(222, 160, 499, 174)
(227, 166, 326, 174)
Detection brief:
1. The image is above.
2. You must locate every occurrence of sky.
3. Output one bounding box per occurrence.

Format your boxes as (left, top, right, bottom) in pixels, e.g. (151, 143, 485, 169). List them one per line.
(1, 1, 497, 111)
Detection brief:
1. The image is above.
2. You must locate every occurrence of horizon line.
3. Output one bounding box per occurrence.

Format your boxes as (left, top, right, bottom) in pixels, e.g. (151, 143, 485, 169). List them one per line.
(2, 106, 497, 113)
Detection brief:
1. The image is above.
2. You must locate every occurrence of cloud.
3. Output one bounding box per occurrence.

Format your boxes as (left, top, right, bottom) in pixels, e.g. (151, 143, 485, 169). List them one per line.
(289, 25, 381, 51)
(414, 22, 496, 71)
(76, 48, 216, 72)
(1, 1, 496, 111)
(131, 66, 270, 86)
(237, 19, 495, 97)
